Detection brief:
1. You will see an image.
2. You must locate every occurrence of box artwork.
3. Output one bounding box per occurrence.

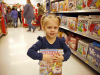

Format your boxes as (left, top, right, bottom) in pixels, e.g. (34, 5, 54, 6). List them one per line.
(40, 49, 63, 75)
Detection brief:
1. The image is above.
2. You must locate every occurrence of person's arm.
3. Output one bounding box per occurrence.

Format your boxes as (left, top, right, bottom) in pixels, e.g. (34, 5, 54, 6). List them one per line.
(61, 38, 71, 61)
(23, 4, 29, 17)
(27, 41, 43, 60)
(11, 11, 13, 17)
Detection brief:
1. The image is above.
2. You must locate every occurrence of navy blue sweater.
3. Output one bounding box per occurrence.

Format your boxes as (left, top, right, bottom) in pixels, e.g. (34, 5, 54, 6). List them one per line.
(27, 36, 71, 61)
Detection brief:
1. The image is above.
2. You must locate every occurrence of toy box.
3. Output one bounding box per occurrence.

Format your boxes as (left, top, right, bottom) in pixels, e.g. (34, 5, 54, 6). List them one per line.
(58, 2, 60, 11)
(52, 3, 55, 12)
(76, 0, 83, 10)
(77, 17, 89, 34)
(89, 15, 100, 19)
(59, 1, 63, 11)
(39, 49, 63, 75)
(67, 17, 78, 31)
(69, 37, 78, 50)
(68, 0, 76, 11)
(61, 16, 67, 27)
(83, 0, 87, 10)
(55, 2, 58, 12)
(63, 0, 68, 11)
(89, 19, 100, 36)
(87, 43, 100, 68)
(77, 40, 91, 58)
(87, 0, 100, 10)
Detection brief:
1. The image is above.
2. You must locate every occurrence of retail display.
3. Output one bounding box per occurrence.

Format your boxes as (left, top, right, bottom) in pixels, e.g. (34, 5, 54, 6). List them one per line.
(61, 16, 67, 27)
(50, 0, 100, 73)
(39, 49, 63, 75)
(87, 43, 100, 69)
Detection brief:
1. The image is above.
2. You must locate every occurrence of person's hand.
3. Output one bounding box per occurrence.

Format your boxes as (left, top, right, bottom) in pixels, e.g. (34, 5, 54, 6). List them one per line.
(53, 53, 64, 62)
(42, 54, 52, 62)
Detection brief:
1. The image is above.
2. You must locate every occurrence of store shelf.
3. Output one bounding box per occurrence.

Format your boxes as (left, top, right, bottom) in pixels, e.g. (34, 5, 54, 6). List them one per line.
(71, 49, 100, 73)
(50, 10, 100, 13)
(59, 26, 100, 42)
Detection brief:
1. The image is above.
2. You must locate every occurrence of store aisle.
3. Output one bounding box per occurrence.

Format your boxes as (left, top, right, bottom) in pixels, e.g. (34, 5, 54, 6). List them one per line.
(0, 27, 99, 75)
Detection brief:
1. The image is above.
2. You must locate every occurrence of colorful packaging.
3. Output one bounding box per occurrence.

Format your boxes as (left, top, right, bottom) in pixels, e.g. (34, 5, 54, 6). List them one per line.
(77, 40, 91, 58)
(83, 0, 87, 10)
(77, 16, 89, 34)
(68, 0, 76, 11)
(61, 16, 67, 27)
(55, 2, 58, 12)
(63, 1, 68, 11)
(89, 15, 100, 19)
(76, 0, 83, 10)
(40, 49, 63, 75)
(67, 17, 78, 31)
(87, 43, 100, 68)
(52, 3, 55, 12)
(87, 0, 100, 10)
(89, 19, 100, 36)
(59, 1, 63, 11)
(58, 2, 60, 11)
(70, 37, 78, 50)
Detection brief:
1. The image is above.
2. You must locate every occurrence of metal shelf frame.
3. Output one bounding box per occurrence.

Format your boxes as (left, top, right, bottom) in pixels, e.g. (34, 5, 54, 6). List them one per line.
(59, 26, 100, 42)
(71, 49, 100, 73)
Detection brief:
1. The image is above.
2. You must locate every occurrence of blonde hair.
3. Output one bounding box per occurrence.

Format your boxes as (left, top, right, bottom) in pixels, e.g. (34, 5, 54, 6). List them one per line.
(27, 0, 33, 7)
(41, 14, 61, 27)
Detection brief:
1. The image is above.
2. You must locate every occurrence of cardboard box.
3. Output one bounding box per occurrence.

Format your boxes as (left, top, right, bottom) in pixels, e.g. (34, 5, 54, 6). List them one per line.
(87, 43, 100, 68)
(68, 0, 76, 11)
(76, 0, 83, 10)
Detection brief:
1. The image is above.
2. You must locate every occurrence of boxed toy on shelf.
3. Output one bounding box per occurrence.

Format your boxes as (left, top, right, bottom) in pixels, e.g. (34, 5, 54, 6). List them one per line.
(77, 40, 92, 58)
(89, 18, 100, 37)
(61, 16, 67, 27)
(77, 15, 89, 34)
(55, 2, 58, 12)
(76, 0, 83, 10)
(39, 49, 63, 75)
(68, 0, 76, 11)
(67, 17, 78, 31)
(89, 15, 100, 19)
(63, 0, 68, 11)
(83, 0, 87, 10)
(87, 43, 100, 69)
(59, 1, 63, 11)
(87, 0, 100, 10)
(52, 3, 55, 12)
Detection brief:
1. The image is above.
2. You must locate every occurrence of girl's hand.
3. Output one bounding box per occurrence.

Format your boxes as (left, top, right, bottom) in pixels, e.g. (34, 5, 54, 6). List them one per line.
(53, 53, 64, 62)
(42, 54, 52, 62)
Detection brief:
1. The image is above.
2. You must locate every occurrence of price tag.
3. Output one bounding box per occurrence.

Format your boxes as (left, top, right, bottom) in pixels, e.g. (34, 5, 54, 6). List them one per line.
(74, 53, 76, 55)
(74, 31, 76, 33)
(83, 34, 86, 36)
(85, 61, 88, 63)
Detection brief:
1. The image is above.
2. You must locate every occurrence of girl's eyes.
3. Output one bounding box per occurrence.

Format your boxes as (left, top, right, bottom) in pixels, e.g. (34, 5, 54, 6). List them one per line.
(54, 27, 57, 29)
(48, 27, 51, 29)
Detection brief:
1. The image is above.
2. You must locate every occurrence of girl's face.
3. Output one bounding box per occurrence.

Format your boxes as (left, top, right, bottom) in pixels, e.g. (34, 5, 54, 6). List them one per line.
(43, 19, 59, 38)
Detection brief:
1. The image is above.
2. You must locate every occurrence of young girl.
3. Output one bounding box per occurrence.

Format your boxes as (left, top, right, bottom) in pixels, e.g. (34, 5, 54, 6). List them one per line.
(27, 14, 71, 63)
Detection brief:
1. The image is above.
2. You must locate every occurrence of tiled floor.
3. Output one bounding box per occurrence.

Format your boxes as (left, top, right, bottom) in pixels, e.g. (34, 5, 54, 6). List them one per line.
(0, 25, 99, 75)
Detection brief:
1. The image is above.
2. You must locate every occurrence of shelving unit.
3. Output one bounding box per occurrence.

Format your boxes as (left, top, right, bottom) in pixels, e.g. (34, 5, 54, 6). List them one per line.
(49, 0, 100, 73)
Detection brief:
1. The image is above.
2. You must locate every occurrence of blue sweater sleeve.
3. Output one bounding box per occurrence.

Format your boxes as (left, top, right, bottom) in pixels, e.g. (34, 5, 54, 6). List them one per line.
(60, 37, 71, 61)
(27, 37, 43, 60)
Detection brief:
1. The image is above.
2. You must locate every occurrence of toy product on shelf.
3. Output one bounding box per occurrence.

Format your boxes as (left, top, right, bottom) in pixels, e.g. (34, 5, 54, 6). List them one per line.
(68, 0, 76, 11)
(59, 1, 63, 11)
(39, 49, 63, 75)
(89, 15, 100, 19)
(83, 0, 87, 10)
(77, 16, 89, 34)
(77, 40, 92, 58)
(70, 37, 78, 50)
(87, 43, 100, 68)
(67, 17, 78, 31)
(87, 0, 100, 10)
(61, 16, 67, 27)
(89, 19, 100, 36)
(76, 0, 83, 10)
(63, 0, 68, 11)
(52, 3, 55, 12)
(55, 2, 58, 12)
(58, 2, 60, 11)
